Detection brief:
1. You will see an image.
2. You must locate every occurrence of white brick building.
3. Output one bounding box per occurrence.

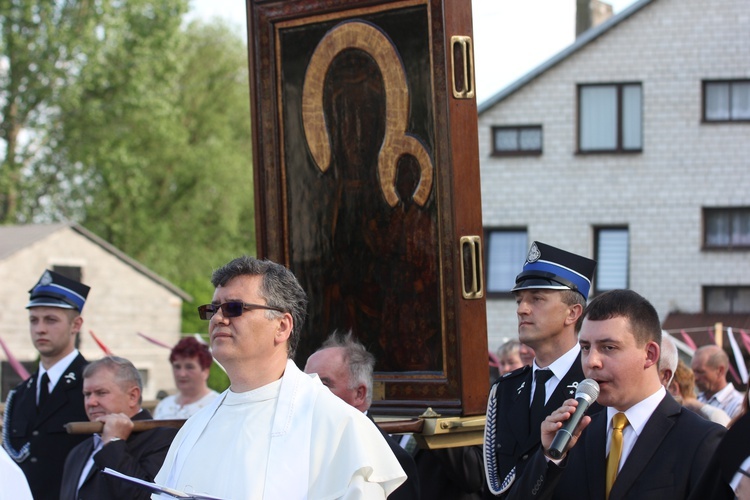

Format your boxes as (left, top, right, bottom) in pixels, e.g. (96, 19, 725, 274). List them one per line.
(0, 223, 191, 399)
(478, 0, 750, 351)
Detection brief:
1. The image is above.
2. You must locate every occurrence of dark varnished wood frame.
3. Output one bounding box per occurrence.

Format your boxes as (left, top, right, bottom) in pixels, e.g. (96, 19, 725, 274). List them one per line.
(246, 0, 488, 416)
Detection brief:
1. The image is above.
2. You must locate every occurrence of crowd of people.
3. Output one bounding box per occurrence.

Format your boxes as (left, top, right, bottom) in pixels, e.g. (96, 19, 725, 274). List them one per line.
(2, 244, 749, 499)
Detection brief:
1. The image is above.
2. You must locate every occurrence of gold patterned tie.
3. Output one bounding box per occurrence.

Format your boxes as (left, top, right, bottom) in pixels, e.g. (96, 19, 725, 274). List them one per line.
(605, 412, 629, 499)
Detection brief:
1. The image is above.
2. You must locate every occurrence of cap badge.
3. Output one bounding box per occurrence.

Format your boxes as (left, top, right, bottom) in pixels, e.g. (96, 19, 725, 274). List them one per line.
(526, 242, 541, 263)
(39, 271, 53, 286)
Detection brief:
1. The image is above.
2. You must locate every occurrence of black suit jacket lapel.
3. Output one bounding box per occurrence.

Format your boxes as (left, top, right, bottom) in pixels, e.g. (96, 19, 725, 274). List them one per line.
(75, 438, 99, 490)
(609, 394, 679, 500)
(582, 410, 608, 499)
(80, 409, 153, 492)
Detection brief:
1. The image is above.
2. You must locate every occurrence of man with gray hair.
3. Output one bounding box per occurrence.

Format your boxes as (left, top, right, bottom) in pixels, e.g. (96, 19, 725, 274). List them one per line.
(305, 331, 420, 500)
(658, 333, 679, 388)
(60, 356, 177, 499)
(155, 256, 405, 499)
(692, 344, 745, 419)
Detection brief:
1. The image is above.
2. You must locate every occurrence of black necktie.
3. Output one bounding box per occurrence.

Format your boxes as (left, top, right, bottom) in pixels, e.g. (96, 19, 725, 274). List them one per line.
(530, 369, 554, 427)
(38, 372, 50, 411)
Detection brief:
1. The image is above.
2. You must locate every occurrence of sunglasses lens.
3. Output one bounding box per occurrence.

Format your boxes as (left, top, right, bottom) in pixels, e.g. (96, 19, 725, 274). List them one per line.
(198, 304, 215, 320)
(221, 302, 244, 318)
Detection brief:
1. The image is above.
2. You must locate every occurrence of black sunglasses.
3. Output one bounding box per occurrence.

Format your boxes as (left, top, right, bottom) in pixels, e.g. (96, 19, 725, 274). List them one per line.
(197, 301, 284, 320)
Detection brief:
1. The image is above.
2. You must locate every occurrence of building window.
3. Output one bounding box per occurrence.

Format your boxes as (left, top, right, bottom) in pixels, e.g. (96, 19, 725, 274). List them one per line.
(485, 229, 527, 296)
(491, 126, 542, 156)
(703, 80, 750, 122)
(704, 207, 750, 249)
(578, 83, 642, 153)
(594, 227, 629, 293)
(704, 286, 750, 314)
(138, 369, 149, 388)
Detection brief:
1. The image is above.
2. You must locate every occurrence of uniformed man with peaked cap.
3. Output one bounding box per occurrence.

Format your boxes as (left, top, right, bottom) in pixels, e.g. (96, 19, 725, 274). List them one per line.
(3, 270, 91, 500)
(483, 242, 600, 498)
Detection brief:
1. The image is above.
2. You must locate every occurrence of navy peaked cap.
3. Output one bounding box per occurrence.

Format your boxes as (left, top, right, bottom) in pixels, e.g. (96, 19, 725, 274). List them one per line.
(27, 270, 90, 312)
(512, 242, 597, 300)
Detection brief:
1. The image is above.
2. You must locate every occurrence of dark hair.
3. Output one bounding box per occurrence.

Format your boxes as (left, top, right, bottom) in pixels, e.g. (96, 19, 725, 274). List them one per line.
(83, 356, 143, 404)
(170, 337, 213, 370)
(320, 330, 376, 407)
(211, 256, 308, 359)
(583, 289, 661, 346)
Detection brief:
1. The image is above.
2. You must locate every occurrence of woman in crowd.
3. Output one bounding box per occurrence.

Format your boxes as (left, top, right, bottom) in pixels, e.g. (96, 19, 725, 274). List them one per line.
(154, 337, 219, 419)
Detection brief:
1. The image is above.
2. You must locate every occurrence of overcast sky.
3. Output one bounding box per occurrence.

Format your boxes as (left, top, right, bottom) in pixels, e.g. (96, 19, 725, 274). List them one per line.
(187, 0, 639, 104)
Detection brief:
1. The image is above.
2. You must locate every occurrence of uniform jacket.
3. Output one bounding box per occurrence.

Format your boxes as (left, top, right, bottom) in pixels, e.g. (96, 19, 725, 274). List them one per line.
(483, 354, 601, 497)
(59, 409, 178, 500)
(506, 393, 729, 500)
(3, 353, 89, 500)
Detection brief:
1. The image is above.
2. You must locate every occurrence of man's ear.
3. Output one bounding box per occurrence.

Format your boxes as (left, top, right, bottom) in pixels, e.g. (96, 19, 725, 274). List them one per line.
(644, 341, 660, 369)
(128, 385, 141, 409)
(564, 303, 583, 327)
(354, 384, 367, 407)
(274, 313, 293, 345)
(71, 315, 84, 335)
(659, 369, 673, 388)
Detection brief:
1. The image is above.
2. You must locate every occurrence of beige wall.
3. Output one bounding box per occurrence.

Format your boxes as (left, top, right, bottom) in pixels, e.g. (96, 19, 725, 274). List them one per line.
(0, 228, 182, 399)
(478, 0, 750, 350)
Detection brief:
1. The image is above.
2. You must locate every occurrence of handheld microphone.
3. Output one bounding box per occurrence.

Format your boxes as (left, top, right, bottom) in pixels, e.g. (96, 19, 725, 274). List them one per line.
(547, 378, 599, 459)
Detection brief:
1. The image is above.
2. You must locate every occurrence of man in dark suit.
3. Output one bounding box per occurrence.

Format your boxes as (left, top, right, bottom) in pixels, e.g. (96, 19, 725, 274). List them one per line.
(483, 242, 599, 497)
(60, 356, 177, 500)
(508, 289, 729, 500)
(2, 270, 91, 500)
(305, 331, 420, 500)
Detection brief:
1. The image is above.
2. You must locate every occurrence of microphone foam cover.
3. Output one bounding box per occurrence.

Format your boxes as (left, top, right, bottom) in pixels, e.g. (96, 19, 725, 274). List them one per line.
(575, 378, 600, 402)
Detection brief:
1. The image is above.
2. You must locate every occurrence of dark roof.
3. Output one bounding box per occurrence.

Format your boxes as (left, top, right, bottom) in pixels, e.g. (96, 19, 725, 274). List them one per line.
(477, 0, 657, 115)
(663, 312, 750, 351)
(0, 223, 70, 260)
(662, 312, 750, 333)
(0, 223, 191, 301)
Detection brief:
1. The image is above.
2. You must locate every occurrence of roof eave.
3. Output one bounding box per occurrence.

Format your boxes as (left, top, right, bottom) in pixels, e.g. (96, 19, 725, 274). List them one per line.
(477, 0, 657, 115)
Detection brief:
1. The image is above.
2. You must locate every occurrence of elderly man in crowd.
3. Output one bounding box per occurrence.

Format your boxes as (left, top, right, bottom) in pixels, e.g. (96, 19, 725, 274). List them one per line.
(692, 344, 745, 419)
(60, 356, 177, 499)
(305, 331, 420, 500)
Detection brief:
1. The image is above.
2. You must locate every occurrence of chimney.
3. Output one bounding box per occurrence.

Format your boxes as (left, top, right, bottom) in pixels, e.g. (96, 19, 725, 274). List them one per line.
(576, 0, 614, 37)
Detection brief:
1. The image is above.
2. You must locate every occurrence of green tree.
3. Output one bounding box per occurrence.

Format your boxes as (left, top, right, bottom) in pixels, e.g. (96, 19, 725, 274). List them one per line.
(1, 2, 255, 329)
(60, 16, 255, 325)
(0, 0, 107, 222)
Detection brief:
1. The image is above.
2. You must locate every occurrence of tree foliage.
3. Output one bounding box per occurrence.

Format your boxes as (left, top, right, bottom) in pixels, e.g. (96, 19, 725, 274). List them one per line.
(0, 0, 111, 221)
(1, 1, 256, 330)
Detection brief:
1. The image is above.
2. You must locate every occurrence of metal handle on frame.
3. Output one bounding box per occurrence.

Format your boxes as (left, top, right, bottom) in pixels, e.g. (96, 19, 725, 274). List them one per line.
(460, 235, 484, 299)
(450, 36, 475, 99)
